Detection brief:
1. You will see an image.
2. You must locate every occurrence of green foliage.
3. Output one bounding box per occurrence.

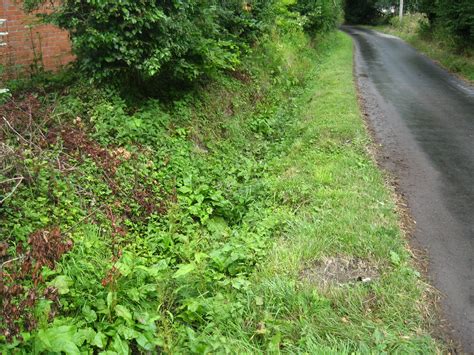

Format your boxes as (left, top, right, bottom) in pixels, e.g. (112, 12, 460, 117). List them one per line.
(1, 25, 314, 352)
(345, 0, 424, 25)
(433, 0, 474, 49)
(389, 0, 474, 50)
(0, 88, 10, 105)
(344, 0, 380, 24)
(20, 0, 345, 84)
(290, 0, 343, 33)
(418, 0, 439, 25)
(23, 0, 276, 83)
(376, 0, 420, 12)
(1, 3, 440, 353)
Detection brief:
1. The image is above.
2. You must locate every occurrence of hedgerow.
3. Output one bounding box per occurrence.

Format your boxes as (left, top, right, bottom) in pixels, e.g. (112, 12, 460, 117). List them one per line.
(345, 0, 474, 50)
(22, 0, 279, 82)
(432, 0, 474, 49)
(22, 0, 347, 83)
(291, 0, 343, 33)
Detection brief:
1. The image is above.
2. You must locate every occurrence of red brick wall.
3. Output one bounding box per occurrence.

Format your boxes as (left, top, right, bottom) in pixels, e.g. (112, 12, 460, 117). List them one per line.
(0, 0, 74, 78)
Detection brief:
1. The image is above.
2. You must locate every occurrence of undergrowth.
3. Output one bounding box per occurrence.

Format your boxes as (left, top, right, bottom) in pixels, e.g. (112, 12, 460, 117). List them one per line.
(0, 28, 442, 353)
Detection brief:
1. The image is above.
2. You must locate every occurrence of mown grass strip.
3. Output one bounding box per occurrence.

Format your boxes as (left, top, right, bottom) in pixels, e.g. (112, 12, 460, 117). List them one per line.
(213, 31, 443, 353)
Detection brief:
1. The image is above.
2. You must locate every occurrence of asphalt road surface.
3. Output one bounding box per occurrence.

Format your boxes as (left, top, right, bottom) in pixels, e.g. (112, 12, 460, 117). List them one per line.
(343, 26, 474, 352)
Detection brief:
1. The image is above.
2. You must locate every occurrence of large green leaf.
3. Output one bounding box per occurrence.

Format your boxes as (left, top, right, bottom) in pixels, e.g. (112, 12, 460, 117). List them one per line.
(115, 305, 133, 324)
(173, 263, 196, 278)
(35, 325, 80, 354)
(48, 275, 73, 295)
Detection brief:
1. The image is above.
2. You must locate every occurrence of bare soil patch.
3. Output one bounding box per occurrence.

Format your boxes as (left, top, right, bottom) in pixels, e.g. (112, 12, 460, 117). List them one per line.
(300, 256, 380, 288)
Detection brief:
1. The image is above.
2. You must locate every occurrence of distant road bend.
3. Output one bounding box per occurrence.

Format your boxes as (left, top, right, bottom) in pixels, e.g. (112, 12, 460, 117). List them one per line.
(343, 26, 474, 352)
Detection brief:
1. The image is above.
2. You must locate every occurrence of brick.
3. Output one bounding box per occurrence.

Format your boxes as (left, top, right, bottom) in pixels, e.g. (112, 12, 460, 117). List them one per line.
(1, 1, 73, 78)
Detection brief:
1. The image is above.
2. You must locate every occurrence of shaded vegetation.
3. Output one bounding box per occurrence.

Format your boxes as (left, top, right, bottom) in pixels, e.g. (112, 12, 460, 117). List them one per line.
(344, 0, 380, 25)
(419, 0, 474, 49)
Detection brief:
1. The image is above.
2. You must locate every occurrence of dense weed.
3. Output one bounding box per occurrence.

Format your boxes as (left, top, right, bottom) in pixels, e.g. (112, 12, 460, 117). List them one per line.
(0, 27, 322, 352)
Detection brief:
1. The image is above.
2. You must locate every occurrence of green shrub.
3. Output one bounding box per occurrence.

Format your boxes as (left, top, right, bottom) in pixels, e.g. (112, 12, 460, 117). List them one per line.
(417, 0, 473, 49)
(436, 0, 474, 49)
(24, 0, 276, 82)
(22, 0, 346, 84)
(290, 0, 343, 33)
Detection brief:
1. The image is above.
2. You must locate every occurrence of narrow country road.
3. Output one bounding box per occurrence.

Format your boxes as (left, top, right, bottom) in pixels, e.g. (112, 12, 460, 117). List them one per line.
(343, 26, 474, 352)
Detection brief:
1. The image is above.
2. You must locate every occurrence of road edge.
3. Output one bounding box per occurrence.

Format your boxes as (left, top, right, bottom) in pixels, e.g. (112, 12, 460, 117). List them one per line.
(344, 30, 462, 353)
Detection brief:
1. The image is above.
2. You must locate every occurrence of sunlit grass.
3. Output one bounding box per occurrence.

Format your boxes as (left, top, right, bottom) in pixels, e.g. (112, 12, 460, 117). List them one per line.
(196, 32, 443, 353)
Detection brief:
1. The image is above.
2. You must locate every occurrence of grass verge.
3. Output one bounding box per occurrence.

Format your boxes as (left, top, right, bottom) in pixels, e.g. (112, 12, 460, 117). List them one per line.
(370, 15, 474, 83)
(0, 29, 442, 353)
(218, 31, 442, 353)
